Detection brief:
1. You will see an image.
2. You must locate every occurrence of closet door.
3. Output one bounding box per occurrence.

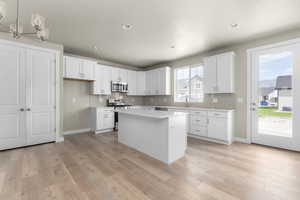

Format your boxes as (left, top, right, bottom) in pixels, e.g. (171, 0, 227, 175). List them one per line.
(0, 43, 26, 150)
(26, 49, 56, 145)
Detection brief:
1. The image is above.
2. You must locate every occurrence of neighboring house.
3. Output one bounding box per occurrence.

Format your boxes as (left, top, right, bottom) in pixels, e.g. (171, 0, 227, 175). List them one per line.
(275, 75, 292, 111)
(176, 75, 203, 101)
(259, 87, 277, 106)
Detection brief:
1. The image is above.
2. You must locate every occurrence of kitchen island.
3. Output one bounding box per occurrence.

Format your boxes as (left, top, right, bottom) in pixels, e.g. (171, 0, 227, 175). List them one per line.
(117, 109, 188, 165)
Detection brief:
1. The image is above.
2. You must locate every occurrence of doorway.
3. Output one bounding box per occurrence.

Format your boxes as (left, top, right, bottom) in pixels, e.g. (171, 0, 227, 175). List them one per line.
(248, 40, 300, 151)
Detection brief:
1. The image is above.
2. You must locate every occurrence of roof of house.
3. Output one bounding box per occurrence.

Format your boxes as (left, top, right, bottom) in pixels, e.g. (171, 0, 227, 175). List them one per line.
(275, 75, 292, 89)
(260, 87, 275, 96)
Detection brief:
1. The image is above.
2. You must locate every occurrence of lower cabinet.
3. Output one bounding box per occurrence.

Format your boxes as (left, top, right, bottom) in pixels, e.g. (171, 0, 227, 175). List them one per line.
(91, 107, 114, 134)
(188, 110, 233, 144)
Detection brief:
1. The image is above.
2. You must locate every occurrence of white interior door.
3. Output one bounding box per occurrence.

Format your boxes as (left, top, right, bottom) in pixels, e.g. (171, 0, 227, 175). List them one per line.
(26, 49, 56, 145)
(0, 43, 26, 150)
(249, 42, 300, 151)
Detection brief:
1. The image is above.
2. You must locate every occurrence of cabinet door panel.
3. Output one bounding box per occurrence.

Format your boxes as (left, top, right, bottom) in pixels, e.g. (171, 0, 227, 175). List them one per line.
(217, 53, 234, 93)
(204, 56, 217, 93)
(207, 117, 227, 141)
(82, 60, 96, 80)
(26, 49, 56, 145)
(65, 56, 81, 79)
(0, 44, 26, 150)
(127, 70, 137, 96)
(136, 71, 146, 95)
(103, 66, 112, 95)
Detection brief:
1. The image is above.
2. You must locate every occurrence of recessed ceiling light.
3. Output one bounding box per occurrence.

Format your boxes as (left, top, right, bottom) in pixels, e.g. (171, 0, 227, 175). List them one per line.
(122, 24, 133, 30)
(231, 23, 239, 28)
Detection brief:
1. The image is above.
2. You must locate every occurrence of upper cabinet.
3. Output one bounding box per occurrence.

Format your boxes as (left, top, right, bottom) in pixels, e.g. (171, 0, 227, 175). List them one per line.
(111, 67, 128, 82)
(136, 71, 146, 96)
(144, 67, 171, 96)
(204, 52, 235, 94)
(127, 70, 137, 96)
(91, 64, 112, 95)
(64, 56, 96, 81)
(90, 64, 171, 96)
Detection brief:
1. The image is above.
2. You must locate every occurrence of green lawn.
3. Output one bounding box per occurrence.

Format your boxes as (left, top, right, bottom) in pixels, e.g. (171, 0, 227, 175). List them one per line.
(258, 107, 292, 117)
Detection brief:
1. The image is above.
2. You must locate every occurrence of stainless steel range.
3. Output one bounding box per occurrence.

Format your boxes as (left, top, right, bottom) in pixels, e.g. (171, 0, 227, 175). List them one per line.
(107, 99, 132, 130)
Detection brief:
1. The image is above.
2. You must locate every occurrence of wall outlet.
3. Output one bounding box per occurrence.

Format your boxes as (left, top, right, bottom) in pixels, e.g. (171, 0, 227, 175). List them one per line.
(98, 96, 103, 103)
(163, 98, 167, 103)
(212, 97, 218, 103)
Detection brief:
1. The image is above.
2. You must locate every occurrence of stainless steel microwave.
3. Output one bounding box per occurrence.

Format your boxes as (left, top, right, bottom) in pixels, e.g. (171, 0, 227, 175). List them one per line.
(111, 81, 128, 93)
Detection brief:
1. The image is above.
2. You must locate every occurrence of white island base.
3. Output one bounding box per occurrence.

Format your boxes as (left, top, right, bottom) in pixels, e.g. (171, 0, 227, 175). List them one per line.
(118, 110, 187, 165)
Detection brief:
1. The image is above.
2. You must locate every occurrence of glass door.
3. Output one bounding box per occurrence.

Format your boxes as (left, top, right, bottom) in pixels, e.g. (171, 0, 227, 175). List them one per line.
(250, 42, 300, 151)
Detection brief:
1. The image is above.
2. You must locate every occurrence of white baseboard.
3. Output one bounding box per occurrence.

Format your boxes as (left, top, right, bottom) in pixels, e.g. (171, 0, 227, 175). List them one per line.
(64, 128, 91, 135)
(56, 136, 65, 143)
(95, 129, 114, 134)
(187, 134, 231, 145)
(234, 137, 250, 144)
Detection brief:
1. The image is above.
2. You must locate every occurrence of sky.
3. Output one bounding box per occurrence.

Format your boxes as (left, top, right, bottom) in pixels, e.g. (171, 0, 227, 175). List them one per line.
(259, 51, 293, 82)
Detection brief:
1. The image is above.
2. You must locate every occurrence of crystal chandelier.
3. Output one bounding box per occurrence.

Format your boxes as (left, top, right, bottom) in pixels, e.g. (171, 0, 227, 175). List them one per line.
(0, 0, 49, 41)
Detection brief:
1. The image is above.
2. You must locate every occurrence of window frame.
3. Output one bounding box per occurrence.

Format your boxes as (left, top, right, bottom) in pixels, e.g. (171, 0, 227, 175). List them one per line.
(174, 64, 204, 103)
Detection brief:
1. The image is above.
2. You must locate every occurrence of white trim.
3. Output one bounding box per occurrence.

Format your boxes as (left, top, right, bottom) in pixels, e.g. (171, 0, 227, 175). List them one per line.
(246, 50, 252, 144)
(64, 128, 91, 135)
(187, 134, 231, 145)
(56, 137, 64, 143)
(247, 38, 300, 54)
(95, 129, 115, 134)
(234, 137, 250, 144)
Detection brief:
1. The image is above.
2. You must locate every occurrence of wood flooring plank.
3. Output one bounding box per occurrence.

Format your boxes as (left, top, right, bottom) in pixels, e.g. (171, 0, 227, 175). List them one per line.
(0, 132, 299, 200)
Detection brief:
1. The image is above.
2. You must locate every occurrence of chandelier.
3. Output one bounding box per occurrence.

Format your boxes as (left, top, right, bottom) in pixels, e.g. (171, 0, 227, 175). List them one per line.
(0, 0, 49, 41)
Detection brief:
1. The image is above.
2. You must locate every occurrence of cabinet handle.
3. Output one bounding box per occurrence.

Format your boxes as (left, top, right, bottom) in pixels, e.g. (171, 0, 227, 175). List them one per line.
(20, 108, 25, 112)
(207, 119, 209, 124)
(26, 108, 31, 111)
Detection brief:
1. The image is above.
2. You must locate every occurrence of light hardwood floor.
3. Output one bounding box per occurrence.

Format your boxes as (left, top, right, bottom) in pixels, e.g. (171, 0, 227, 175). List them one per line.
(0, 132, 300, 200)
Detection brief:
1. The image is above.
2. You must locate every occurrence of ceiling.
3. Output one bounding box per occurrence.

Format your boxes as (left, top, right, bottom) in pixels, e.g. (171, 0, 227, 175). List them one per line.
(1, 0, 300, 67)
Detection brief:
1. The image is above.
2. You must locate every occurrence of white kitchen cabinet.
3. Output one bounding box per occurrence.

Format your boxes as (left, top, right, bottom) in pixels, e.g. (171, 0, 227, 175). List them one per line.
(167, 107, 234, 144)
(110, 67, 128, 82)
(119, 68, 128, 82)
(111, 67, 120, 81)
(64, 56, 96, 81)
(127, 70, 137, 96)
(91, 64, 111, 95)
(91, 107, 114, 134)
(145, 70, 152, 95)
(145, 67, 171, 96)
(136, 71, 146, 96)
(207, 112, 232, 142)
(203, 56, 217, 93)
(204, 52, 235, 94)
(0, 42, 57, 150)
(157, 67, 171, 95)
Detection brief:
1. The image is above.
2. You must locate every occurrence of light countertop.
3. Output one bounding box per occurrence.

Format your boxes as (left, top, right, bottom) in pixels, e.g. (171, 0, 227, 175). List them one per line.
(130, 105, 234, 112)
(116, 109, 187, 119)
